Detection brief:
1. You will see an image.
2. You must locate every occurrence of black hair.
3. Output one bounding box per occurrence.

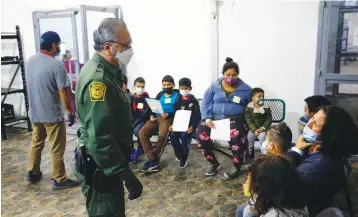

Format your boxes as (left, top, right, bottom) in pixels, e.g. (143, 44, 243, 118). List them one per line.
(320, 106, 358, 158)
(134, 77, 145, 85)
(304, 95, 331, 114)
(122, 74, 128, 85)
(40, 42, 53, 52)
(251, 87, 265, 98)
(179, 78, 191, 87)
(162, 75, 175, 84)
(267, 122, 293, 153)
(249, 156, 306, 216)
(222, 57, 239, 75)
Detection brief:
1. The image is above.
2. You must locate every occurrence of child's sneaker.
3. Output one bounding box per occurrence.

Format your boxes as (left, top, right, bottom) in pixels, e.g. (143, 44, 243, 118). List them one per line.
(179, 158, 188, 169)
(140, 160, 160, 173)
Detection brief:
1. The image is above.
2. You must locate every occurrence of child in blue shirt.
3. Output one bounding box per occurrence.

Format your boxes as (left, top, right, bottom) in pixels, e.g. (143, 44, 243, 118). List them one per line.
(169, 78, 201, 169)
(139, 75, 179, 173)
(130, 77, 150, 163)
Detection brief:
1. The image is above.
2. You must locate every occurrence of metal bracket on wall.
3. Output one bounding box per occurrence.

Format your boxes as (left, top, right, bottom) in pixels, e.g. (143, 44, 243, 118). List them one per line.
(318, 70, 322, 77)
(212, 12, 217, 19)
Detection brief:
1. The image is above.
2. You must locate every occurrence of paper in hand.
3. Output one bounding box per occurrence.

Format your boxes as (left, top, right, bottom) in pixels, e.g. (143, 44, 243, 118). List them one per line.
(210, 119, 230, 141)
(172, 110, 192, 132)
(145, 98, 164, 114)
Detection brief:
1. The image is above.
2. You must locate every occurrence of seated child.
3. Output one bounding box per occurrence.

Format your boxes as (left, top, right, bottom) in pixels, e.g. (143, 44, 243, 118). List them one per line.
(130, 77, 150, 163)
(298, 95, 331, 135)
(121, 74, 132, 97)
(240, 156, 308, 217)
(260, 122, 292, 156)
(240, 123, 294, 217)
(244, 88, 272, 163)
(139, 75, 179, 173)
(169, 78, 201, 169)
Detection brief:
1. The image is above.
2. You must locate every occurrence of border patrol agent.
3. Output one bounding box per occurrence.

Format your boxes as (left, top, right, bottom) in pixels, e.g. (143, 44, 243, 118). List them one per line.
(75, 18, 143, 217)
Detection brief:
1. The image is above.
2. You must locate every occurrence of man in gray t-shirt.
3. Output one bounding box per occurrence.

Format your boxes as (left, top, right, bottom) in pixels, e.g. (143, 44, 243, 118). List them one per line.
(25, 31, 79, 190)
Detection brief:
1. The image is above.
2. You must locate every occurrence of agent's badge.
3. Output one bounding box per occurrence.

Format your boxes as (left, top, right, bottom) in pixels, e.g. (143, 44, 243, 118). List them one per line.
(89, 82, 106, 102)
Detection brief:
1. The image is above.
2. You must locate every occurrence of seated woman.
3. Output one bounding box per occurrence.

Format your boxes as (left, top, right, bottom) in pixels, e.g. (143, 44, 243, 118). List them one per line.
(289, 105, 358, 216)
(243, 156, 308, 217)
(197, 57, 252, 180)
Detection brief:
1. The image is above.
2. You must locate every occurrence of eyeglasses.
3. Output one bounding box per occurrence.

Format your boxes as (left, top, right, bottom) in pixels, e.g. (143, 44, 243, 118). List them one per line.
(106, 41, 132, 50)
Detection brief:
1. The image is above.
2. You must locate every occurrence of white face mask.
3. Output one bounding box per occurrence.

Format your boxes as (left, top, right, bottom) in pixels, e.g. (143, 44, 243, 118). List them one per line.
(180, 89, 190, 97)
(302, 125, 321, 143)
(115, 48, 134, 66)
(135, 87, 144, 95)
(261, 141, 268, 155)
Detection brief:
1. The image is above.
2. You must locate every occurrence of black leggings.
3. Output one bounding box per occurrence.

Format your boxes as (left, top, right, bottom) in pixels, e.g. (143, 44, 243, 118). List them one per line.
(196, 117, 248, 169)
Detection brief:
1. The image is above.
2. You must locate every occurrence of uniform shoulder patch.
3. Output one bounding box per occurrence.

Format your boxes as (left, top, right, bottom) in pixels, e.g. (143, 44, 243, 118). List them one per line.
(89, 82, 106, 102)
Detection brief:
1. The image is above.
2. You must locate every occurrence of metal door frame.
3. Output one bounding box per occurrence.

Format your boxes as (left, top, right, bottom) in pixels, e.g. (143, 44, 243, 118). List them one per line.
(80, 5, 122, 62)
(32, 5, 123, 93)
(315, 1, 358, 95)
(33, 10, 80, 93)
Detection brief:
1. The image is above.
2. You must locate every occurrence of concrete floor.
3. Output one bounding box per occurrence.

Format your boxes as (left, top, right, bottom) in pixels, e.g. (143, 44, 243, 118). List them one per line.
(2, 127, 358, 217)
(1, 127, 248, 217)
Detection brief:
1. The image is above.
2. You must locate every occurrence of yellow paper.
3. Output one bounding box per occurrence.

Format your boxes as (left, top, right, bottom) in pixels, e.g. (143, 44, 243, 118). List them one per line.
(233, 96, 241, 104)
(243, 183, 251, 197)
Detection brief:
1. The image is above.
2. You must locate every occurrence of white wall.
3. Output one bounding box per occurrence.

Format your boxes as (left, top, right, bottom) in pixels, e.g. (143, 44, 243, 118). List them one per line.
(218, 0, 320, 140)
(1, 0, 216, 117)
(120, 0, 215, 98)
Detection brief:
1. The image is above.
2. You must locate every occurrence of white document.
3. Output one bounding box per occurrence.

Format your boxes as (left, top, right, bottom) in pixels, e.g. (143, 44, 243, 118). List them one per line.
(210, 119, 231, 141)
(145, 98, 164, 114)
(173, 110, 192, 132)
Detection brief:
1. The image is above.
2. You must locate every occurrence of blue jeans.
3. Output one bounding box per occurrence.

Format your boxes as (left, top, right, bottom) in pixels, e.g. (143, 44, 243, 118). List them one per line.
(237, 203, 247, 217)
(134, 122, 144, 148)
(170, 132, 192, 160)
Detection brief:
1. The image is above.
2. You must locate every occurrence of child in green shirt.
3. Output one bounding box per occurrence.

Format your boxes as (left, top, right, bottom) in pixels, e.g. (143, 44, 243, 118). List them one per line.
(244, 88, 272, 164)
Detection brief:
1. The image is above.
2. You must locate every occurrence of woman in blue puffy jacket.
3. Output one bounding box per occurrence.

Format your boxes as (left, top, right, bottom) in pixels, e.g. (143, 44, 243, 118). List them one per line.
(197, 57, 252, 180)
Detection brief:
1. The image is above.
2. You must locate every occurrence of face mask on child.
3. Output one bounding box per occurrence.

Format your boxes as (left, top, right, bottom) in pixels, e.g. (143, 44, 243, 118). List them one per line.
(135, 87, 144, 95)
(303, 113, 310, 122)
(163, 87, 173, 94)
(302, 125, 321, 143)
(180, 90, 190, 97)
(261, 141, 268, 155)
(256, 98, 264, 106)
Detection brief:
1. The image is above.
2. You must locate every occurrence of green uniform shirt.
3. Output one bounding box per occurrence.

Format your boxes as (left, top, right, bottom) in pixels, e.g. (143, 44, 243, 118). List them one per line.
(75, 53, 133, 216)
